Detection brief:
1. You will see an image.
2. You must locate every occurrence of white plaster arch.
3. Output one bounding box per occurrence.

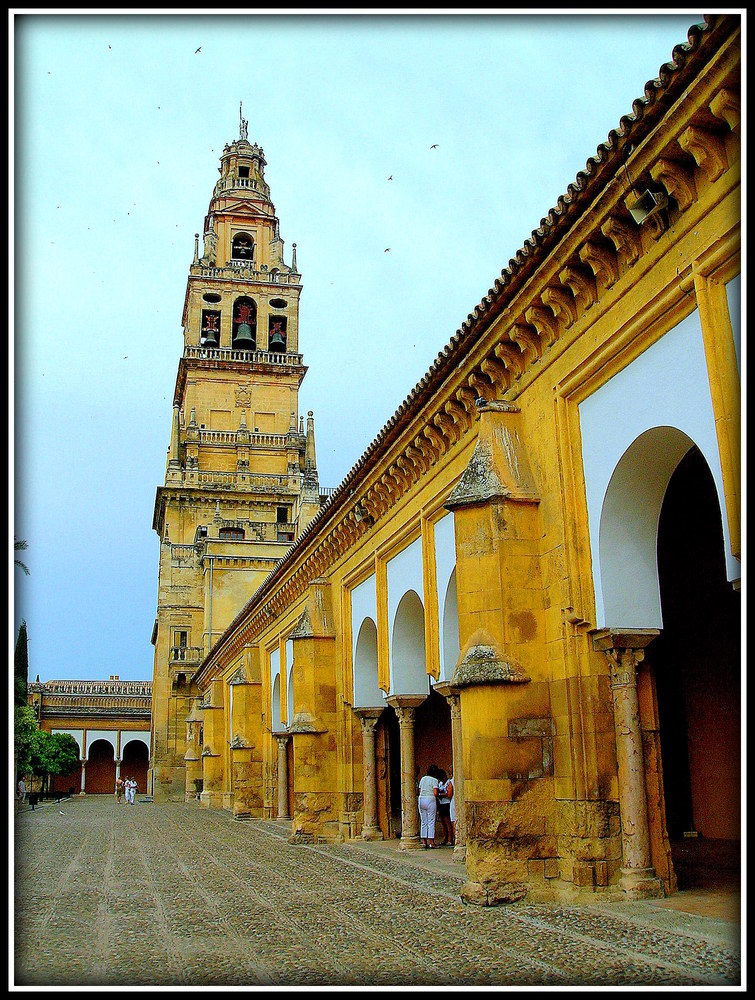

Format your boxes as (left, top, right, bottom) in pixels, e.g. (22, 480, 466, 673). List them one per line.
(271, 673, 282, 732)
(121, 734, 151, 759)
(599, 427, 699, 628)
(85, 730, 117, 759)
(387, 536, 424, 639)
(440, 567, 460, 682)
(579, 307, 738, 628)
(270, 646, 282, 731)
(353, 617, 382, 709)
(286, 639, 294, 726)
(391, 589, 427, 696)
(433, 512, 459, 683)
(351, 574, 377, 667)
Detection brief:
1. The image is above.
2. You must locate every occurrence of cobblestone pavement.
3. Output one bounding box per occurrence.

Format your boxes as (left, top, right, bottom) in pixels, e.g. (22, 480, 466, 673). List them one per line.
(14, 796, 741, 987)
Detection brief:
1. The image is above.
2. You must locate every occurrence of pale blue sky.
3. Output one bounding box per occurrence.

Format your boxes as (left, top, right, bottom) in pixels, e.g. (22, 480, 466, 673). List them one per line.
(12, 11, 705, 682)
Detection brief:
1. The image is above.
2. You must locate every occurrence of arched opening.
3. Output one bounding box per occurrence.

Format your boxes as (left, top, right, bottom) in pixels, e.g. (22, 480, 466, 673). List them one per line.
(416, 689, 453, 844)
(353, 618, 381, 709)
(86, 739, 115, 794)
(231, 232, 254, 262)
(645, 446, 740, 889)
(122, 739, 149, 794)
(232, 296, 257, 351)
(441, 567, 459, 682)
(391, 590, 426, 696)
(599, 426, 696, 628)
(271, 674, 282, 732)
(267, 315, 287, 353)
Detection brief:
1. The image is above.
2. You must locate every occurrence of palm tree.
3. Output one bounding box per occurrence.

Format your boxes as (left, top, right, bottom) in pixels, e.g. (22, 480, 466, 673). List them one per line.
(14, 537, 30, 575)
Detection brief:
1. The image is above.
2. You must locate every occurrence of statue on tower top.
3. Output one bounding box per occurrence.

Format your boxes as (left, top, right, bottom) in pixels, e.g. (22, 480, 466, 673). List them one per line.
(239, 102, 248, 141)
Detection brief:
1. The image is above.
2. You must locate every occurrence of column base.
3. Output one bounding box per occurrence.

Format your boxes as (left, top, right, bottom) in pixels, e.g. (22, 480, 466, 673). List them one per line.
(399, 835, 422, 851)
(79, 791, 86, 796)
(619, 866, 665, 898)
(361, 826, 383, 841)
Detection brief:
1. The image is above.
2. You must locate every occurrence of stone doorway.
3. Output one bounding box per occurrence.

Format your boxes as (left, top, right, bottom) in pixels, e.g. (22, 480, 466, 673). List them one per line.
(646, 446, 740, 890)
(415, 688, 453, 844)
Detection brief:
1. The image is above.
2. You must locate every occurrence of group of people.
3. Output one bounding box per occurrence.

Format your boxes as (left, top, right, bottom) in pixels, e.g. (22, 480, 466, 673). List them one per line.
(115, 775, 138, 805)
(417, 764, 455, 849)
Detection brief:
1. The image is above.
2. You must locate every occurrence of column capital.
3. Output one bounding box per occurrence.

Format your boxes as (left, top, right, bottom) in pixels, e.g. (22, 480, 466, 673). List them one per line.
(592, 628, 660, 653)
(386, 695, 425, 725)
(273, 730, 291, 746)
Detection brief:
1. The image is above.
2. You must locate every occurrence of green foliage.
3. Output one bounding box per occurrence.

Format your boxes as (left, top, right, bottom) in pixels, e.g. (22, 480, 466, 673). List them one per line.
(14, 620, 29, 707)
(30, 730, 81, 781)
(14, 704, 38, 778)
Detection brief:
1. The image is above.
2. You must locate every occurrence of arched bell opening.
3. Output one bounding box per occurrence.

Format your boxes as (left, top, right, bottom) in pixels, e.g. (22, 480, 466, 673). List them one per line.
(232, 296, 257, 351)
(231, 232, 254, 262)
(85, 739, 116, 794)
(645, 445, 740, 891)
(200, 309, 221, 348)
(267, 315, 287, 353)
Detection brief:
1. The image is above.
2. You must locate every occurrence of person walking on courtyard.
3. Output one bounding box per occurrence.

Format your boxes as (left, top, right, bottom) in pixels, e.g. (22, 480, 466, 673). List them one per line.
(129, 777, 138, 804)
(436, 770, 453, 846)
(417, 764, 440, 849)
(17, 777, 26, 803)
(115, 775, 124, 803)
(124, 776, 134, 804)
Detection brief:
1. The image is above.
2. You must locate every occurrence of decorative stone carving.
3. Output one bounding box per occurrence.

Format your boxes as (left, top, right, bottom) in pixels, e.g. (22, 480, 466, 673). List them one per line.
(600, 216, 641, 268)
(678, 124, 728, 183)
(558, 264, 596, 313)
(493, 341, 526, 380)
(649, 158, 697, 213)
(541, 285, 578, 327)
(451, 628, 531, 688)
(578, 239, 619, 290)
(508, 323, 541, 366)
(709, 88, 740, 132)
(524, 303, 559, 349)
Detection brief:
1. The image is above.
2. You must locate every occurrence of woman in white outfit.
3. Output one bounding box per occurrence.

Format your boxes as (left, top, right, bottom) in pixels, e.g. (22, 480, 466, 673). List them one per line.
(417, 765, 440, 848)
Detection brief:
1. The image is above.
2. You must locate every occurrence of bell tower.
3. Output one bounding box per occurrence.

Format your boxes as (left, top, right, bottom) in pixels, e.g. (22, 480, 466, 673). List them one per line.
(149, 108, 321, 802)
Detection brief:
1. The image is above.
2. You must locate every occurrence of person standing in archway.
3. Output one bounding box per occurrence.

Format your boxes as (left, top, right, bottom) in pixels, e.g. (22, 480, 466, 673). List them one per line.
(418, 764, 440, 848)
(436, 770, 453, 846)
(115, 775, 124, 804)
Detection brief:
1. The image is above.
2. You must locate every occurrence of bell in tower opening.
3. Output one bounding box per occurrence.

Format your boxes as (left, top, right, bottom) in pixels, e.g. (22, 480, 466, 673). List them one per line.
(268, 317, 287, 353)
(201, 310, 220, 348)
(232, 297, 257, 351)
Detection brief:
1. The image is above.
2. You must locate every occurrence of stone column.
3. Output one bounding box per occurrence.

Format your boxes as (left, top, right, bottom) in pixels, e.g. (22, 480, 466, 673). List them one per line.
(274, 733, 291, 820)
(387, 695, 425, 851)
(115, 758, 121, 782)
(80, 761, 86, 795)
(357, 709, 384, 840)
(593, 629, 663, 898)
(434, 682, 466, 861)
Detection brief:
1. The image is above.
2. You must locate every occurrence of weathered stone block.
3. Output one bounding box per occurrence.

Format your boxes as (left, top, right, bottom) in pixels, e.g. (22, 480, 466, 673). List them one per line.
(460, 881, 528, 906)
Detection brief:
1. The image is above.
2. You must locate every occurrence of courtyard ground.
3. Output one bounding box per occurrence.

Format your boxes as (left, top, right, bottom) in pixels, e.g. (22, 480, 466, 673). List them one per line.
(13, 794, 741, 988)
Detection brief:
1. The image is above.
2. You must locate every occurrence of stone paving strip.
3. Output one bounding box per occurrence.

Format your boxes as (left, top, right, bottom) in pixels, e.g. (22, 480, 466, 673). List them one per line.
(14, 797, 741, 987)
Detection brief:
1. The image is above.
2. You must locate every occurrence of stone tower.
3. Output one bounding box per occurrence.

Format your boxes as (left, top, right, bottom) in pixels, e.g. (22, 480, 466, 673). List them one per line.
(149, 109, 320, 802)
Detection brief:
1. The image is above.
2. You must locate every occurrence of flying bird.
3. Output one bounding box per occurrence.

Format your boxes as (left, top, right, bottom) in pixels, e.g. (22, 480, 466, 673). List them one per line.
(123, 356, 128, 360)
(195, 46, 201, 53)
(384, 248, 391, 253)
(388, 175, 393, 180)
(430, 144, 439, 149)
